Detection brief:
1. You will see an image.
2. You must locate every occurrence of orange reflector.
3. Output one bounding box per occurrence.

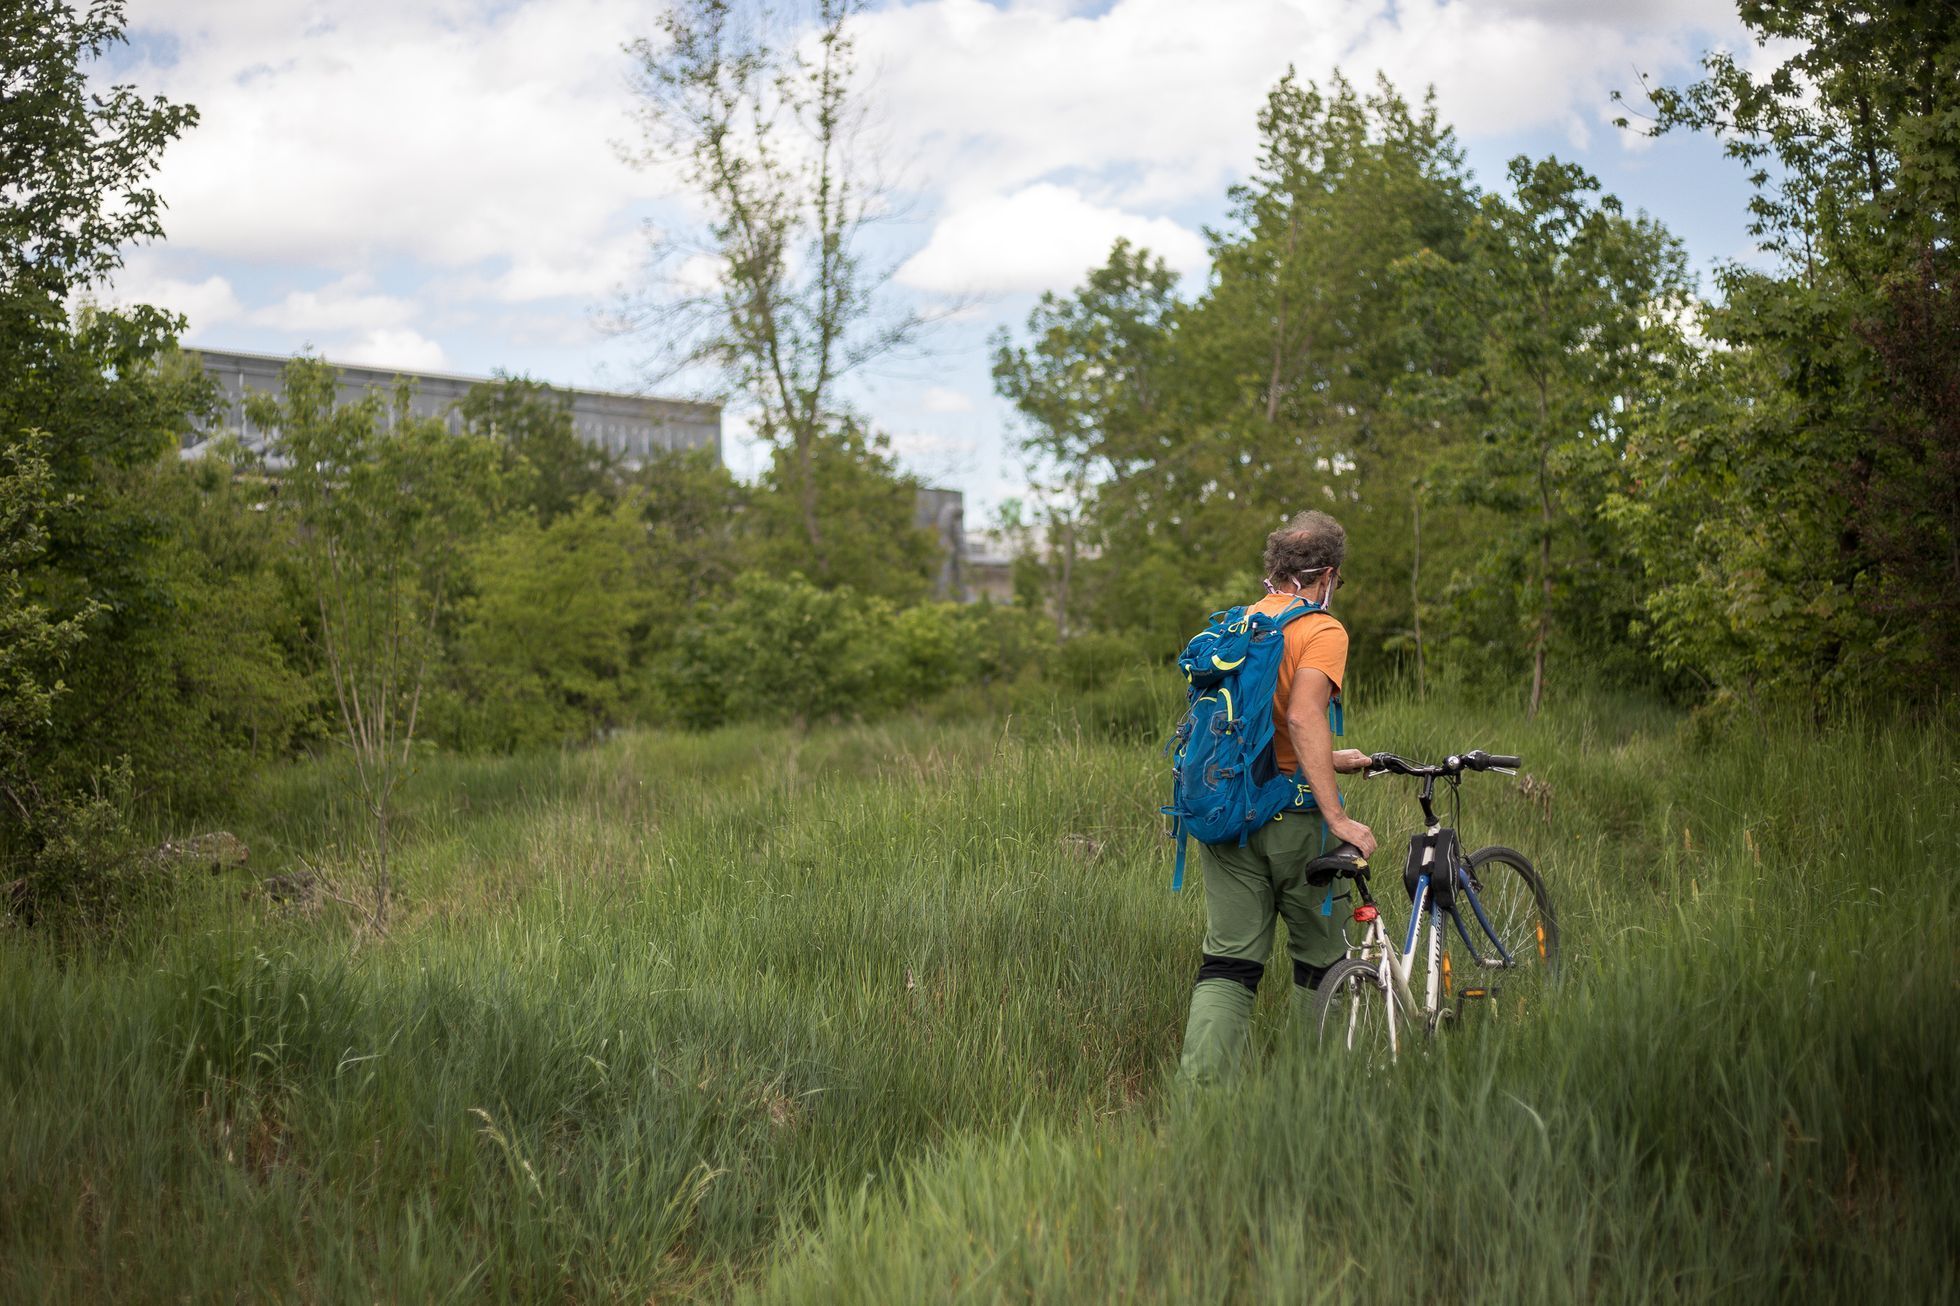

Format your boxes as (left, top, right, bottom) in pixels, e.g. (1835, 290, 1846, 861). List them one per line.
(1536, 921, 1547, 959)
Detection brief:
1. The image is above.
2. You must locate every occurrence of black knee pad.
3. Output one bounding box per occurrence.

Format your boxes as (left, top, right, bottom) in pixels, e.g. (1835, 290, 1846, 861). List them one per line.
(1294, 958, 1331, 990)
(1196, 954, 1264, 993)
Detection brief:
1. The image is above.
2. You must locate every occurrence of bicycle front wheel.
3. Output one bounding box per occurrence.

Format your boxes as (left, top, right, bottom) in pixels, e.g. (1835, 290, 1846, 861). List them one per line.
(1451, 844, 1559, 1020)
(1311, 956, 1401, 1065)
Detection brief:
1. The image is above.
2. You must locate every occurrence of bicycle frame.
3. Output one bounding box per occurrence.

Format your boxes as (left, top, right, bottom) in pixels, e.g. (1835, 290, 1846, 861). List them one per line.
(1336, 869, 1441, 1059)
(1333, 767, 1521, 1055)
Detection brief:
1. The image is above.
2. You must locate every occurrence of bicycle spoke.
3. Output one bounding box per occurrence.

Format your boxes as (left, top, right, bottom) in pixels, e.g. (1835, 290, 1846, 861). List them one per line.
(1450, 847, 1559, 1018)
(1313, 957, 1398, 1066)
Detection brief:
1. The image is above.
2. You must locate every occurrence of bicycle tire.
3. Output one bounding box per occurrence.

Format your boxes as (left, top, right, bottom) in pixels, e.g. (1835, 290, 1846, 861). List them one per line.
(1310, 956, 1400, 1064)
(1450, 845, 1559, 1019)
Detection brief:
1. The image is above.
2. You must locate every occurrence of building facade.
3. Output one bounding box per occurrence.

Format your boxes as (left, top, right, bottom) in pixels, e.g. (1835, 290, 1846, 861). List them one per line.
(185, 348, 722, 467)
(913, 486, 966, 601)
(186, 347, 977, 598)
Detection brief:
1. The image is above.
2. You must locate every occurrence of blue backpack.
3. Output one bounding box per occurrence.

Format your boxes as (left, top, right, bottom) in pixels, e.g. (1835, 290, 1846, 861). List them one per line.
(1161, 599, 1344, 891)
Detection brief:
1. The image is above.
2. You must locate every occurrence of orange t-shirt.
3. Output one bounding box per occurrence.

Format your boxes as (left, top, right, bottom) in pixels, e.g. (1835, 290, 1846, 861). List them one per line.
(1249, 593, 1348, 777)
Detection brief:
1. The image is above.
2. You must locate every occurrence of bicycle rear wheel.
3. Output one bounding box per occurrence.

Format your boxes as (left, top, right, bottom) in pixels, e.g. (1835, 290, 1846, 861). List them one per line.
(1311, 956, 1400, 1064)
(1449, 845, 1559, 1021)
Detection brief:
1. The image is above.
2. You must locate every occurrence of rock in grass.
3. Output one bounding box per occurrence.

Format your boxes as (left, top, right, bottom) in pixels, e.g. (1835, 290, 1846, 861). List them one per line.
(1059, 833, 1105, 861)
(260, 870, 316, 903)
(149, 832, 250, 875)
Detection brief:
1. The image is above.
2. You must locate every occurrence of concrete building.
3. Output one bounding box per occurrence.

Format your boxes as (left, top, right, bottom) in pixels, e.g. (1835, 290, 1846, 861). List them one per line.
(185, 347, 976, 599)
(962, 527, 1020, 605)
(184, 348, 721, 467)
(914, 486, 966, 601)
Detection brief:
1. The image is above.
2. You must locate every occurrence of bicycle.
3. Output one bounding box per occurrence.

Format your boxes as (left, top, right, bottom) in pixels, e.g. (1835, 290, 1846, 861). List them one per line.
(1308, 748, 1559, 1062)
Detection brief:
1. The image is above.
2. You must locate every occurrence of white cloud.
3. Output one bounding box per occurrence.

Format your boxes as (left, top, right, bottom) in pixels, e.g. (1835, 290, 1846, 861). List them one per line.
(338, 328, 448, 371)
(898, 182, 1207, 294)
(1476, 0, 1729, 30)
(888, 429, 978, 459)
(921, 385, 974, 414)
(249, 274, 415, 333)
(489, 239, 648, 304)
(92, 253, 243, 338)
(118, 0, 679, 282)
(855, 0, 1749, 213)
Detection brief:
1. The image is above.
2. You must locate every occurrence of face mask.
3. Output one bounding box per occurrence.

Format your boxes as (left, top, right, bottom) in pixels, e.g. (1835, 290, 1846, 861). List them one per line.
(1302, 569, 1337, 608)
(1267, 569, 1334, 610)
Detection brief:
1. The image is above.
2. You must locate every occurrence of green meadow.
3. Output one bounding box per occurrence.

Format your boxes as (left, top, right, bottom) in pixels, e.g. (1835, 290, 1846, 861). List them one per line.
(4, 688, 1955, 1302)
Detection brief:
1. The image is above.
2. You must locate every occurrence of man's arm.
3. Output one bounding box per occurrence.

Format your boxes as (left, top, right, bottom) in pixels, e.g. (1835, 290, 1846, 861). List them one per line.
(1287, 668, 1376, 857)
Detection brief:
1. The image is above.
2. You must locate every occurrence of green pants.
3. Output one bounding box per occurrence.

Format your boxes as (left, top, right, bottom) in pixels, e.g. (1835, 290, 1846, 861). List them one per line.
(1176, 811, 1349, 1087)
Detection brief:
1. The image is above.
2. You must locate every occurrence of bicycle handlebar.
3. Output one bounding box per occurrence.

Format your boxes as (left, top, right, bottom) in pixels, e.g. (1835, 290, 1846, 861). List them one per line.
(1366, 748, 1521, 779)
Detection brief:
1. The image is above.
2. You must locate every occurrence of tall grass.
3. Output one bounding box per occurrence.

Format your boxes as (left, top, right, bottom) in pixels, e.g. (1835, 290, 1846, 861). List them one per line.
(2, 688, 1953, 1301)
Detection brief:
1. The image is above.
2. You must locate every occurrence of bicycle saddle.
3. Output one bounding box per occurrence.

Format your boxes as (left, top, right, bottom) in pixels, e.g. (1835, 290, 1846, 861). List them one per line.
(1304, 842, 1369, 886)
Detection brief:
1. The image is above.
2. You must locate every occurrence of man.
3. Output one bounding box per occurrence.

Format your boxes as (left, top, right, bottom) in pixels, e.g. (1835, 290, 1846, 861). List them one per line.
(1177, 510, 1376, 1086)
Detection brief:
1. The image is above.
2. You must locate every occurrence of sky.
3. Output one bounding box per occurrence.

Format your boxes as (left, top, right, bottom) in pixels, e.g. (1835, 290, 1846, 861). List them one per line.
(102, 0, 1780, 524)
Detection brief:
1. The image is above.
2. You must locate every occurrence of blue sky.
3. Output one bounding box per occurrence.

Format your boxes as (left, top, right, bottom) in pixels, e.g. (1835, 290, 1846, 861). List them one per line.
(103, 0, 1779, 522)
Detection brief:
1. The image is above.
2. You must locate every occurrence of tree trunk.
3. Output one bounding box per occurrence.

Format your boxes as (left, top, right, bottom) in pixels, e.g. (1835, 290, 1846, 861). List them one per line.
(1531, 533, 1550, 718)
(794, 427, 827, 577)
(1530, 384, 1553, 718)
(1411, 481, 1426, 702)
(1531, 448, 1552, 719)
(1264, 212, 1300, 424)
(373, 790, 391, 931)
(1056, 516, 1075, 641)
(1264, 341, 1285, 424)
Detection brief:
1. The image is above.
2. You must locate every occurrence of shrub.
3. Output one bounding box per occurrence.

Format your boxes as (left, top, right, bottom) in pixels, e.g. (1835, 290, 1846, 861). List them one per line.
(442, 502, 654, 751)
(885, 602, 966, 702)
(954, 601, 1051, 686)
(659, 572, 897, 730)
(1053, 629, 1146, 691)
(3, 761, 162, 938)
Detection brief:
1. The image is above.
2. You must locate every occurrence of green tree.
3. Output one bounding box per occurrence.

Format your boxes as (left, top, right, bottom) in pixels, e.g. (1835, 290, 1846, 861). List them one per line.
(59, 448, 316, 807)
(1612, 1, 1960, 706)
(659, 571, 896, 730)
(1409, 157, 1691, 713)
(749, 422, 941, 606)
(1177, 72, 1477, 666)
(457, 374, 617, 523)
(629, 446, 754, 639)
(0, 0, 196, 304)
(446, 501, 653, 751)
(627, 0, 919, 583)
(0, 0, 204, 535)
(256, 359, 503, 929)
(0, 0, 234, 922)
(0, 433, 95, 844)
(992, 239, 1182, 640)
(993, 76, 1479, 662)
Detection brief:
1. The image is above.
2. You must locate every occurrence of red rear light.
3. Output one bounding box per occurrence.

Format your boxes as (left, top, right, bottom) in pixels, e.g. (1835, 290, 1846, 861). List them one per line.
(1353, 904, 1378, 923)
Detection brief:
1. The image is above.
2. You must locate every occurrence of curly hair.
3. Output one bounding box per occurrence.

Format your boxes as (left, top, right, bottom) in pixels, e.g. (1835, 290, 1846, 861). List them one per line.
(1262, 510, 1346, 585)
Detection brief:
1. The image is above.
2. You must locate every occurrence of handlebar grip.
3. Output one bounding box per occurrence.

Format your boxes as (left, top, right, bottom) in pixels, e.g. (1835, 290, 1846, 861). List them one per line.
(1484, 753, 1522, 770)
